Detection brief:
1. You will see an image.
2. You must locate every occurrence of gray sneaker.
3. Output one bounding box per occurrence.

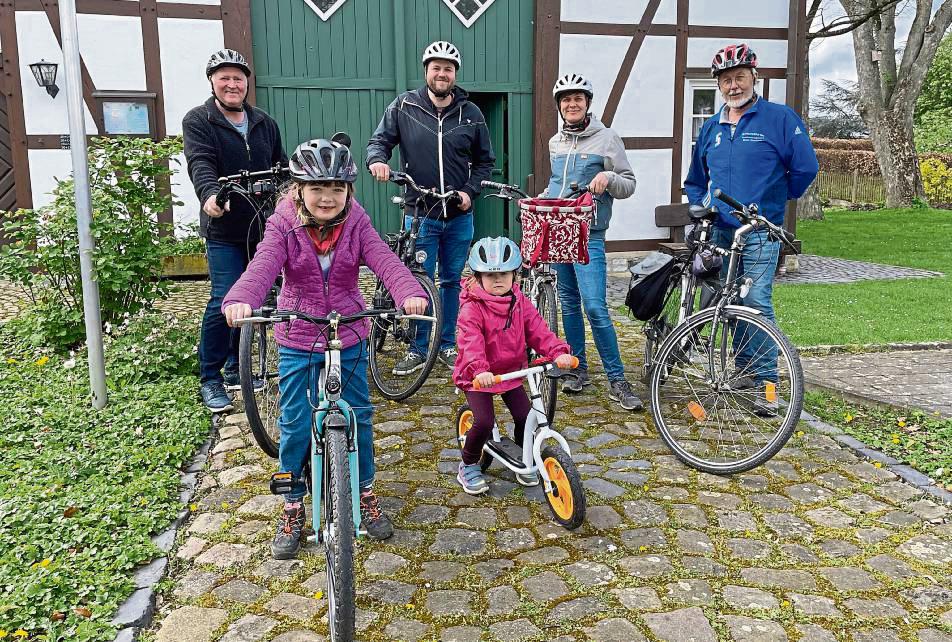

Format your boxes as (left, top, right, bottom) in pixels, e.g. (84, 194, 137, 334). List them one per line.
(562, 368, 592, 394)
(393, 352, 425, 375)
(609, 379, 644, 411)
(515, 471, 540, 487)
(457, 462, 488, 495)
(439, 347, 458, 368)
(200, 381, 234, 413)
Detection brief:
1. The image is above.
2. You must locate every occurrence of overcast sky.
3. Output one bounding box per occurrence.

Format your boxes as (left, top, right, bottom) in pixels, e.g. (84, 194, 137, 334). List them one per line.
(809, 0, 946, 102)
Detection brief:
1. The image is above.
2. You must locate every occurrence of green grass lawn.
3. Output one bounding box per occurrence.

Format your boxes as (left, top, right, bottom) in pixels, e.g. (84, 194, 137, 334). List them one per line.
(775, 207, 952, 346)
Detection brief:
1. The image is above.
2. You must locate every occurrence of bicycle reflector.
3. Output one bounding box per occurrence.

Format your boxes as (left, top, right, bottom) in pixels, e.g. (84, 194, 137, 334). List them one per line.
(764, 382, 777, 403)
(687, 401, 707, 421)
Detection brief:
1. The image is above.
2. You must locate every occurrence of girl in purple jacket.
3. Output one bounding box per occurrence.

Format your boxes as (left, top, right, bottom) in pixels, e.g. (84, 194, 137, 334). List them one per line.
(223, 138, 427, 559)
(452, 237, 574, 495)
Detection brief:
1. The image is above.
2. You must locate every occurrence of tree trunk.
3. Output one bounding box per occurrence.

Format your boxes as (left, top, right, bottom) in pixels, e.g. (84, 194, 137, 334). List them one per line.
(869, 109, 925, 207)
(797, 43, 824, 220)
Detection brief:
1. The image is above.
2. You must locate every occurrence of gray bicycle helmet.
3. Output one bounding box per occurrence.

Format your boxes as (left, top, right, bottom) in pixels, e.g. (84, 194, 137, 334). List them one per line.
(206, 49, 251, 77)
(289, 138, 358, 184)
(468, 237, 522, 273)
(422, 40, 461, 69)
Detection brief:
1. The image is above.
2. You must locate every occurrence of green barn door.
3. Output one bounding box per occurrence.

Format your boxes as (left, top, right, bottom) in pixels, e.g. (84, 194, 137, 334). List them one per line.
(468, 92, 508, 239)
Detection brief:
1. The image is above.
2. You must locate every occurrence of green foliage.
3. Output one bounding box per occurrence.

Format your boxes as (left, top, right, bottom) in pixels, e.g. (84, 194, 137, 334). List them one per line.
(0, 137, 184, 349)
(915, 32, 952, 124)
(915, 107, 952, 153)
(0, 313, 206, 641)
(920, 156, 952, 207)
(161, 222, 206, 257)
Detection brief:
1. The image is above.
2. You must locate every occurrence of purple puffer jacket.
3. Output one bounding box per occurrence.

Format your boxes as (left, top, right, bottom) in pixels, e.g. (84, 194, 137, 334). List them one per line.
(222, 195, 426, 352)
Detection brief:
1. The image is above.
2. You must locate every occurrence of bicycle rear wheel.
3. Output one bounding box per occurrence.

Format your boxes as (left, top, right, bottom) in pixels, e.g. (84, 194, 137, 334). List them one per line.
(649, 307, 803, 474)
(239, 321, 281, 458)
(643, 265, 694, 383)
(324, 428, 355, 642)
(532, 280, 559, 422)
(369, 273, 442, 400)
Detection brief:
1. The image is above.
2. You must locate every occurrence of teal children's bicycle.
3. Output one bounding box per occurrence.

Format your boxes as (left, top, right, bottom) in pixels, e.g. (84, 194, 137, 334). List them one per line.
(237, 307, 433, 642)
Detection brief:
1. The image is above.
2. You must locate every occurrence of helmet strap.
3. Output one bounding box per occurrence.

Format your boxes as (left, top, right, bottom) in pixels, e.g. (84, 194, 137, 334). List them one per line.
(212, 91, 246, 113)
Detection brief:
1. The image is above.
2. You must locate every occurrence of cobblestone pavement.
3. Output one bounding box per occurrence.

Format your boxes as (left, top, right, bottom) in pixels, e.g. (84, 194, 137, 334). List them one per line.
(144, 304, 952, 642)
(802, 350, 952, 418)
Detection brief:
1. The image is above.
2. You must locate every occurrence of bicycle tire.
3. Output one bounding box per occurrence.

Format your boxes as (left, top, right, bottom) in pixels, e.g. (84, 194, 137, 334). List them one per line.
(324, 428, 355, 642)
(541, 445, 586, 530)
(532, 280, 560, 422)
(455, 404, 493, 472)
(643, 264, 694, 384)
(649, 307, 803, 475)
(239, 321, 280, 458)
(368, 273, 442, 401)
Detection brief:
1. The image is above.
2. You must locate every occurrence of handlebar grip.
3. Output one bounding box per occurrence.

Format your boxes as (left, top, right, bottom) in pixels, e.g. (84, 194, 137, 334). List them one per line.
(471, 375, 502, 390)
(481, 180, 508, 190)
(712, 188, 746, 212)
(215, 185, 229, 209)
(569, 356, 580, 369)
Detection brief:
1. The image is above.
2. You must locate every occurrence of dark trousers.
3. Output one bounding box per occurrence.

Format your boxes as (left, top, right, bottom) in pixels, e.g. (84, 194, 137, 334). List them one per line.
(461, 387, 532, 465)
(199, 239, 251, 384)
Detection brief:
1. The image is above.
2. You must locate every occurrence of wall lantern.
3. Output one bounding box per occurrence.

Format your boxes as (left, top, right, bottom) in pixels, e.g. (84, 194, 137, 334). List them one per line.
(29, 59, 60, 98)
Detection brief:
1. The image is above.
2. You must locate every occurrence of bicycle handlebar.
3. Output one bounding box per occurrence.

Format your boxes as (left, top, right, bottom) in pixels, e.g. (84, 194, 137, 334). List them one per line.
(472, 356, 579, 390)
(480, 180, 529, 199)
(390, 171, 461, 203)
(712, 188, 799, 254)
(215, 164, 290, 208)
(235, 308, 436, 327)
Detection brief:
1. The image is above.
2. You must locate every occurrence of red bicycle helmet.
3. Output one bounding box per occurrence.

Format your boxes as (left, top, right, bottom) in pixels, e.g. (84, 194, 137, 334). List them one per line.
(711, 43, 758, 77)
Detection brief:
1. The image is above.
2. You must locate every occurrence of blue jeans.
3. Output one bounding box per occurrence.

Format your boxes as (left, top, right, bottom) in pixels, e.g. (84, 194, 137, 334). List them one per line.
(277, 342, 375, 501)
(199, 239, 251, 383)
(553, 237, 626, 381)
(711, 226, 781, 382)
(407, 213, 474, 354)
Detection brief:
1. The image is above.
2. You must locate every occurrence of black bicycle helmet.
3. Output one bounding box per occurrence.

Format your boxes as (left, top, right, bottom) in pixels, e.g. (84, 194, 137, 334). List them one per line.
(289, 138, 359, 184)
(206, 49, 251, 77)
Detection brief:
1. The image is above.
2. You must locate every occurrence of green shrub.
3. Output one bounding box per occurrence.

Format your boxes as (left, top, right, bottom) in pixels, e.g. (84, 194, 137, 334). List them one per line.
(0, 137, 184, 349)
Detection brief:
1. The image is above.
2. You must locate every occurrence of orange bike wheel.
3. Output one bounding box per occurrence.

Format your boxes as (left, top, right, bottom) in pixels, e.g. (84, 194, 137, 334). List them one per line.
(541, 445, 586, 529)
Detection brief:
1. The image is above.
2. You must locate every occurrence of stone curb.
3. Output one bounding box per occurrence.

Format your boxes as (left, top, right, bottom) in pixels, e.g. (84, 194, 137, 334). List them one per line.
(799, 341, 952, 357)
(110, 416, 218, 640)
(799, 409, 952, 505)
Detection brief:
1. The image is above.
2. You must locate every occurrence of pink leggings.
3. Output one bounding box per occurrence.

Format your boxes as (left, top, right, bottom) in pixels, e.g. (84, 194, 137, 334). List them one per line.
(461, 387, 532, 465)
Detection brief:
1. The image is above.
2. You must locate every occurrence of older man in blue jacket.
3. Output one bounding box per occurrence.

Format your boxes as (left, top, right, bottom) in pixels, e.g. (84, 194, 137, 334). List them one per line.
(684, 43, 818, 405)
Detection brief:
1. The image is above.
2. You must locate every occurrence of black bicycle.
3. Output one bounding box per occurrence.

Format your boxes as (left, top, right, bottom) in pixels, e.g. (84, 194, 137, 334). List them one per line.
(366, 171, 455, 401)
(217, 163, 289, 457)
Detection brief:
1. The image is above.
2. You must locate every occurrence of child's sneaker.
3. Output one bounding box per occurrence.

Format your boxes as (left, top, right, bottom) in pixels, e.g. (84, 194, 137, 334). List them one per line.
(359, 488, 394, 540)
(271, 501, 306, 559)
(457, 461, 489, 495)
(515, 471, 539, 487)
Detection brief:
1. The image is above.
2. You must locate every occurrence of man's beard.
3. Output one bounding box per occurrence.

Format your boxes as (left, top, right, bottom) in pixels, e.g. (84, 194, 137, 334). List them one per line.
(724, 88, 755, 109)
(427, 78, 454, 99)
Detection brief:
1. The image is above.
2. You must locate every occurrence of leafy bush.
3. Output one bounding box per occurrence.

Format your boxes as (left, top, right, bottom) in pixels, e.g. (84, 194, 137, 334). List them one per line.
(915, 106, 952, 154)
(162, 222, 206, 257)
(0, 137, 183, 349)
(0, 314, 206, 641)
(921, 156, 952, 208)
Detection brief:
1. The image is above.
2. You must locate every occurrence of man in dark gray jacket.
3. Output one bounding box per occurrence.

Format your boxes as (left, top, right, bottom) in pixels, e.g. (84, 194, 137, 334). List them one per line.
(366, 40, 495, 373)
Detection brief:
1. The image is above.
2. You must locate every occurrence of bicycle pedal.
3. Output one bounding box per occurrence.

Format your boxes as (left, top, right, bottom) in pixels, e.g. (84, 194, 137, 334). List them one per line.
(269, 472, 295, 495)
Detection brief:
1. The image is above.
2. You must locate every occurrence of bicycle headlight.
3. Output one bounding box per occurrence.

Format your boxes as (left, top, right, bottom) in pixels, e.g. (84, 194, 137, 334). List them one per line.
(415, 250, 427, 265)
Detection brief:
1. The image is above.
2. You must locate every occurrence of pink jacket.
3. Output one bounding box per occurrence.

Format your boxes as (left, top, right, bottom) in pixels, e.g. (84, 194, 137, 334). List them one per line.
(453, 280, 571, 393)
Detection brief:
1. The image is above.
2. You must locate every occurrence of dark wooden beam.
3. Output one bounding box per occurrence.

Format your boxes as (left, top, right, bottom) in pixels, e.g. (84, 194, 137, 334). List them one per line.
(685, 66, 788, 79)
(0, 0, 33, 209)
(157, 2, 222, 19)
(622, 137, 676, 149)
(221, 0, 255, 105)
(670, 0, 689, 203)
(16, 0, 221, 18)
(531, 0, 560, 193)
(560, 23, 787, 40)
(601, 0, 662, 127)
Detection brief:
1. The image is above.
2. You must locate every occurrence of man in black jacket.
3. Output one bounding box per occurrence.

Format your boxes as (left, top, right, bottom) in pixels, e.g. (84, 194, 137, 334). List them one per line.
(184, 48, 286, 413)
(367, 40, 495, 373)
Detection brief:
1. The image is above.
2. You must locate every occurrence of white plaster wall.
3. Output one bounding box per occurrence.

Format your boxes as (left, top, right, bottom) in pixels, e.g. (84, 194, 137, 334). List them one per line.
(28, 149, 74, 209)
(558, 34, 631, 120)
(612, 36, 677, 138)
(16, 12, 98, 135)
(170, 152, 201, 231)
(562, 0, 677, 25)
(158, 17, 224, 136)
(607, 149, 671, 241)
(76, 14, 146, 91)
(687, 38, 788, 69)
(689, 0, 789, 28)
(768, 78, 788, 105)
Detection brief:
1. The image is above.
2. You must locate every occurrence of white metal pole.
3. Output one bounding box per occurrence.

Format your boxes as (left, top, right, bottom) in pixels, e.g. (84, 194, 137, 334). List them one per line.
(59, 0, 107, 409)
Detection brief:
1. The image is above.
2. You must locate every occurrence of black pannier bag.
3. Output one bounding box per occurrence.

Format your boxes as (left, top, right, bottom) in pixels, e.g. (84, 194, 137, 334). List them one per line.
(625, 252, 677, 321)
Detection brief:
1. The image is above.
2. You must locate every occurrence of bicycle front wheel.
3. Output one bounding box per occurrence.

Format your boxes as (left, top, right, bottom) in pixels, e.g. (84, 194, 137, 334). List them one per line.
(324, 428, 355, 642)
(532, 280, 559, 422)
(239, 321, 281, 458)
(649, 307, 803, 474)
(368, 273, 442, 401)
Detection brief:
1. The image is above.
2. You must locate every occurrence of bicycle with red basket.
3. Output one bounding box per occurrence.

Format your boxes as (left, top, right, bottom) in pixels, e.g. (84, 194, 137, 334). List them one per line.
(481, 180, 595, 421)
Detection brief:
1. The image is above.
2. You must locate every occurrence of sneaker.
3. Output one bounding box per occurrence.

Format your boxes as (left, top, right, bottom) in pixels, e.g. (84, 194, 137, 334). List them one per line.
(393, 352, 425, 375)
(609, 379, 644, 411)
(439, 347, 458, 368)
(562, 368, 592, 394)
(515, 471, 540, 487)
(271, 501, 306, 559)
(359, 489, 394, 540)
(222, 369, 240, 389)
(200, 381, 234, 413)
(457, 461, 489, 495)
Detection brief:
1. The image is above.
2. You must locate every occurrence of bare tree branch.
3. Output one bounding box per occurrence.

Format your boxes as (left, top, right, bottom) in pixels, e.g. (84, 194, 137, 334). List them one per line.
(808, 0, 901, 39)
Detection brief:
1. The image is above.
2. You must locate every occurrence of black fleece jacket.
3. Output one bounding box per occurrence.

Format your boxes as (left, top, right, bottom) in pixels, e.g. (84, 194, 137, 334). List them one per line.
(366, 86, 495, 219)
(182, 96, 287, 244)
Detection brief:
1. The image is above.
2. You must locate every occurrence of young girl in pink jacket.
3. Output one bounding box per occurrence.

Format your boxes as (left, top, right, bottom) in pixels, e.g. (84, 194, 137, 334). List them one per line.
(452, 237, 575, 495)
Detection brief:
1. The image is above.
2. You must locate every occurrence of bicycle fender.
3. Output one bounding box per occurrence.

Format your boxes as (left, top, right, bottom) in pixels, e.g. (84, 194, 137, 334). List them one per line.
(313, 399, 362, 535)
(684, 304, 763, 324)
(533, 430, 572, 492)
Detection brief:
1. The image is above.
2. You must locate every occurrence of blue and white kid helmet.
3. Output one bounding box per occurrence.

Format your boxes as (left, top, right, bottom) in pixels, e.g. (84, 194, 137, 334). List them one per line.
(468, 237, 522, 273)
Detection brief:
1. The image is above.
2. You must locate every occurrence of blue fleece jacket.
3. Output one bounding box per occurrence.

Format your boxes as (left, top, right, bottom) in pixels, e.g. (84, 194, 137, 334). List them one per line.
(684, 97, 819, 229)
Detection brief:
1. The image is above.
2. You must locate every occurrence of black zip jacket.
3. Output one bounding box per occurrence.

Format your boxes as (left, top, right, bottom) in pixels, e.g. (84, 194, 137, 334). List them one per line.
(366, 86, 495, 219)
(183, 96, 287, 244)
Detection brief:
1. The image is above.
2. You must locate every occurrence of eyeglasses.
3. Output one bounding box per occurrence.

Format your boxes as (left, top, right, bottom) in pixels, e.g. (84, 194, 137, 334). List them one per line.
(718, 73, 753, 89)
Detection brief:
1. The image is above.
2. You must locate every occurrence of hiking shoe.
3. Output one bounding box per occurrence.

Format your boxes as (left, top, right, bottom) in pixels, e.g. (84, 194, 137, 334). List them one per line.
(609, 379, 644, 411)
(393, 352, 425, 375)
(562, 368, 592, 394)
(271, 501, 306, 559)
(515, 471, 540, 487)
(439, 347, 459, 368)
(200, 381, 234, 413)
(359, 488, 393, 540)
(457, 461, 489, 495)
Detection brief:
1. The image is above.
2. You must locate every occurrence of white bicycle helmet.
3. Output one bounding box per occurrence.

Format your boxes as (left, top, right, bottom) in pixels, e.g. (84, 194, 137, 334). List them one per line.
(289, 139, 358, 184)
(422, 41, 461, 69)
(206, 49, 251, 77)
(553, 73, 594, 101)
(468, 237, 522, 273)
